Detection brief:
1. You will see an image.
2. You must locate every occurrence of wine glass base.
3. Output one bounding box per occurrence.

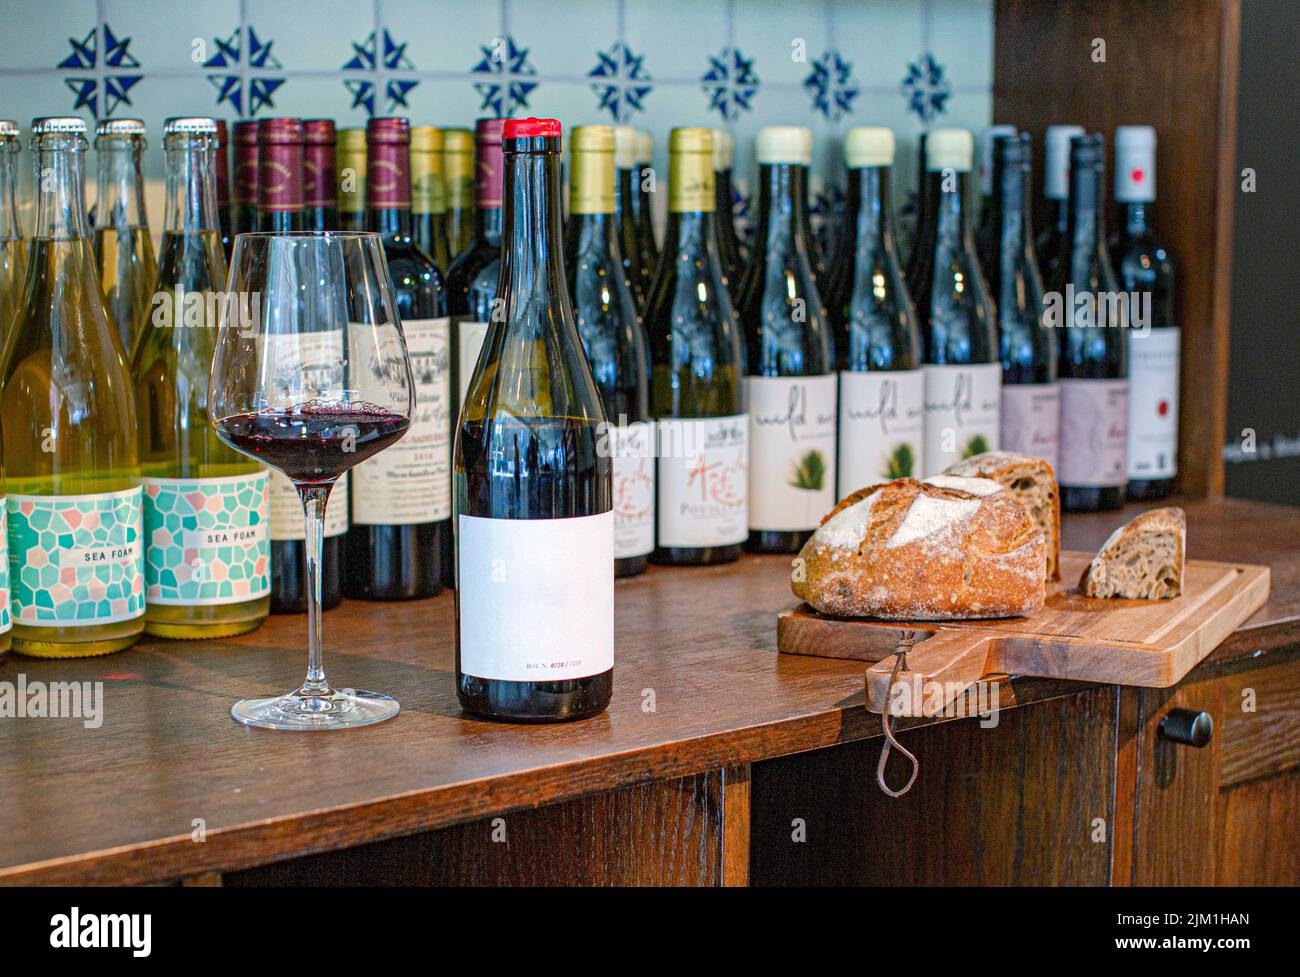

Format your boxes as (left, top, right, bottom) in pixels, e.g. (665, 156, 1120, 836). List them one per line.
(232, 687, 400, 731)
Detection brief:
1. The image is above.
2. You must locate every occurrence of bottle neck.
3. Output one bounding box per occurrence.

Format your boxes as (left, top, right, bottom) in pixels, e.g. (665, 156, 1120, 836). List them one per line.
(94, 138, 148, 230)
(34, 136, 92, 241)
(991, 161, 1031, 253)
(163, 136, 221, 236)
(1123, 201, 1149, 235)
(0, 141, 21, 240)
(369, 205, 413, 239)
(1067, 164, 1105, 252)
(1048, 196, 1070, 232)
(713, 168, 735, 227)
(569, 210, 617, 258)
(474, 204, 502, 245)
(756, 162, 813, 256)
(847, 166, 896, 254)
(367, 139, 413, 240)
(930, 167, 974, 246)
(500, 147, 567, 320)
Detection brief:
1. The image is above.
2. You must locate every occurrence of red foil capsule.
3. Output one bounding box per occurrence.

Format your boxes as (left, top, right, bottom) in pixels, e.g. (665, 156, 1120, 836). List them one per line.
(366, 117, 412, 211)
(213, 119, 230, 208)
(232, 119, 258, 206)
(257, 117, 305, 213)
(304, 119, 337, 208)
(474, 118, 506, 210)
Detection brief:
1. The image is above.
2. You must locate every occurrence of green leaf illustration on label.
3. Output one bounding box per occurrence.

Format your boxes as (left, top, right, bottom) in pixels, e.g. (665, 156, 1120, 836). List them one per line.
(963, 434, 991, 459)
(789, 450, 827, 491)
(884, 442, 915, 479)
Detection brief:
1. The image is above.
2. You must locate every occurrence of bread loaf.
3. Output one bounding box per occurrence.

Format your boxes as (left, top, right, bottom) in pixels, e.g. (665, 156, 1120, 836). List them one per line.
(791, 478, 1046, 620)
(940, 451, 1061, 580)
(1080, 506, 1186, 599)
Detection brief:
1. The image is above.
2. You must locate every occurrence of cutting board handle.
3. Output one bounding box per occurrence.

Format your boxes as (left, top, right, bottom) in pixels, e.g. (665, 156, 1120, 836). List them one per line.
(866, 628, 998, 717)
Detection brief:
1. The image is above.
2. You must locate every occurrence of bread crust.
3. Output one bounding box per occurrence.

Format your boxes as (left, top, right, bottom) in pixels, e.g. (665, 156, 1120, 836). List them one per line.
(1080, 506, 1187, 599)
(792, 478, 1046, 620)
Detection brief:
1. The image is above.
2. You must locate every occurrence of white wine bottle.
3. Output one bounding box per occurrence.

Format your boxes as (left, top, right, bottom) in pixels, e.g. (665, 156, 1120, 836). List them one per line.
(0, 120, 25, 345)
(454, 118, 613, 723)
(133, 118, 270, 639)
(1, 117, 144, 657)
(93, 118, 156, 352)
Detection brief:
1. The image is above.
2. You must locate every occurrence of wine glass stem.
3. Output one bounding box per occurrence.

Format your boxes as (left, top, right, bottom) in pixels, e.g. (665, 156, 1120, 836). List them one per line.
(298, 483, 333, 697)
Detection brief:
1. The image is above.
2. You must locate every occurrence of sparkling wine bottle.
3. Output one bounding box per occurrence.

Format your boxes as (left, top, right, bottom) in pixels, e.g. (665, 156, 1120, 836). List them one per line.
(454, 117, 613, 723)
(0, 120, 25, 343)
(1, 117, 144, 657)
(1050, 133, 1129, 511)
(213, 119, 234, 257)
(231, 120, 259, 237)
(133, 117, 270, 639)
(909, 128, 1001, 475)
(737, 126, 836, 553)
(336, 127, 367, 233)
(977, 131, 1060, 470)
(412, 126, 452, 272)
(303, 119, 338, 232)
(1112, 125, 1178, 500)
(346, 116, 448, 600)
(613, 125, 651, 309)
(443, 127, 476, 258)
(1035, 124, 1085, 286)
(564, 125, 654, 578)
(827, 128, 925, 493)
(93, 118, 156, 352)
(711, 128, 744, 291)
(646, 128, 747, 566)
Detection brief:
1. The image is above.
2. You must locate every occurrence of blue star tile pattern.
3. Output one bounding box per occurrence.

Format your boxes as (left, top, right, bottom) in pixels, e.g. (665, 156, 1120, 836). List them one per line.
(804, 51, 859, 121)
(343, 30, 419, 115)
(901, 53, 951, 123)
(701, 48, 759, 122)
(471, 36, 538, 118)
(57, 25, 143, 118)
(204, 28, 285, 116)
(588, 43, 653, 122)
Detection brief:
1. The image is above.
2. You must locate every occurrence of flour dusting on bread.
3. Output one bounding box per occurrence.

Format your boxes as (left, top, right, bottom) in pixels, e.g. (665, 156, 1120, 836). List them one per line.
(887, 495, 981, 549)
(924, 474, 1003, 496)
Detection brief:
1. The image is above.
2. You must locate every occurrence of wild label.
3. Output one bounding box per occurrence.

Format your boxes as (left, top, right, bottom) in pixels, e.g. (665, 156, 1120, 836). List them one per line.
(838, 368, 925, 494)
(656, 415, 748, 548)
(1001, 382, 1062, 473)
(747, 375, 837, 532)
(351, 317, 451, 525)
(608, 420, 655, 559)
(1127, 327, 1180, 479)
(1059, 379, 1130, 488)
(922, 362, 1002, 476)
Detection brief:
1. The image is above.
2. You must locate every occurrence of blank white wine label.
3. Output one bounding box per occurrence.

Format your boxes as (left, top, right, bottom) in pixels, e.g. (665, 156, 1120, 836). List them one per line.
(1001, 382, 1062, 473)
(351, 317, 451, 525)
(269, 471, 349, 539)
(457, 319, 490, 407)
(747, 375, 838, 532)
(922, 362, 1002, 476)
(656, 415, 748, 548)
(1059, 379, 1130, 488)
(610, 421, 655, 559)
(1127, 327, 1179, 479)
(838, 369, 925, 493)
(457, 511, 614, 682)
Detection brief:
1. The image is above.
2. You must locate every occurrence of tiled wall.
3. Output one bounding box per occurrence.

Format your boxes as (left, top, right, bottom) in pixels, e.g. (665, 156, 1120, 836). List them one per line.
(0, 0, 993, 236)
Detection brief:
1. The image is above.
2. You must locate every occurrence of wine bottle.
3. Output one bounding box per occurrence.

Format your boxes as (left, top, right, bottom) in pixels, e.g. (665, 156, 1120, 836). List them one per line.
(443, 127, 476, 258)
(231, 120, 259, 237)
(303, 119, 338, 232)
(711, 128, 743, 290)
(213, 120, 234, 257)
(336, 127, 367, 233)
(1112, 125, 1178, 500)
(346, 116, 448, 600)
(412, 126, 452, 271)
(564, 125, 654, 578)
(0, 120, 25, 342)
(613, 125, 651, 308)
(1, 117, 144, 657)
(828, 128, 925, 493)
(454, 117, 613, 723)
(978, 131, 1060, 470)
(904, 131, 933, 273)
(910, 128, 1001, 475)
(1035, 124, 1084, 286)
(133, 118, 270, 639)
(646, 128, 747, 565)
(796, 127, 828, 282)
(634, 130, 660, 281)
(976, 124, 1018, 225)
(256, 117, 347, 612)
(1049, 133, 1129, 511)
(0, 426, 10, 656)
(92, 118, 156, 352)
(737, 126, 836, 553)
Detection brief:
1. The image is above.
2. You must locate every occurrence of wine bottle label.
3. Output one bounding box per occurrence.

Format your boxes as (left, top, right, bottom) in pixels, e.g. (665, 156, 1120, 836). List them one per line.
(457, 511, 614, 682)
(1000, 382, 1062, 473)
(656, 415, 748, 548)
(746, 375, 838, 532)
(1127, 327, 1180, 479)
(6, 489, 145, 627)
(921, 362, 1003, 476)
(837, 369, 925, 493)
(1058, 379, 1130, 488)
(609, 420, 655, 559)
(140, 472, 271, 606)
(0, 501, 10, 635)
(351, 317, 452, 525)
(457, 319, 490, 407)
(269, 471, 349, 539)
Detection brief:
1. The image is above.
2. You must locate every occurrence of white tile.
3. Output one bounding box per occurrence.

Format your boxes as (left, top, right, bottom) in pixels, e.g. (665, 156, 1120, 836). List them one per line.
(830, 0, 925, 90)
(0, 0, 98, 70)
(624, 0, 729, 83)
(733, 0, 830, 89)
(105, 0, 242, 72)
(384, 0, 502, 76)
(506, 0, 620, 80)
(927, 0, 994, 91)
(244, 0, 362, 72)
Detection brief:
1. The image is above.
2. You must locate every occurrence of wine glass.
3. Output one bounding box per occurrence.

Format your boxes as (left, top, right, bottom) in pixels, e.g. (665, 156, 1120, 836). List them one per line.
(210, 232, 414, 730)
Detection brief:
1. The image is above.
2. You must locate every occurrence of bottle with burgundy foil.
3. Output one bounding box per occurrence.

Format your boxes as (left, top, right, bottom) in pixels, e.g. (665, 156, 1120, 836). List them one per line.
(736, 126, 836, 554)
(347, 116, 449, 599)
(411, 126, 452, 271)
(1035, 124, 1085, 287)
(231, 120, 259, 237)
(1050, 133, 1128, 511)
(255, 117, 347, 612)
(978, 131, 1060, 470)
(303, 119, 337, 232)
(214, 119, 234, 256)
(454, 117, 613, 723)
(564, 125, 653, 577)
(336, 128, 367, 233)
(613, 125, 651, 309)
(711, 128, 743, 290)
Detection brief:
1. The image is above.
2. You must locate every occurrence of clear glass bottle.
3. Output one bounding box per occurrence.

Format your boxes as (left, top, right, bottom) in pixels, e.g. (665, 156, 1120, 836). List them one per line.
(0, 120, 26, 344)
(93, 118, 156, 352)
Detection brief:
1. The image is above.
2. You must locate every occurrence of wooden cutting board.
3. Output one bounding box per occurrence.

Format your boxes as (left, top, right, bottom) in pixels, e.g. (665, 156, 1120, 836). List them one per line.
(777, 551, 1270, 716)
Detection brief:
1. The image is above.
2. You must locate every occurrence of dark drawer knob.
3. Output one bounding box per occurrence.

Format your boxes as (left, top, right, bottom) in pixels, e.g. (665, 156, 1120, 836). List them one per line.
(1160, 708, 1214, 748)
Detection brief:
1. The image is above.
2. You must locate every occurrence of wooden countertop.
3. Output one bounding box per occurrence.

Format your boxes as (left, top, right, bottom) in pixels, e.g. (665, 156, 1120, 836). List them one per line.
(1, 496, 1296, 884)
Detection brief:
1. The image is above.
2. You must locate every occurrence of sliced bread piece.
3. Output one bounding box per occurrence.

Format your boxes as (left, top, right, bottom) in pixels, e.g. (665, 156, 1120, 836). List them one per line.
(942, 451, 1061, 581)
(1080, 506, 1186, 600)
